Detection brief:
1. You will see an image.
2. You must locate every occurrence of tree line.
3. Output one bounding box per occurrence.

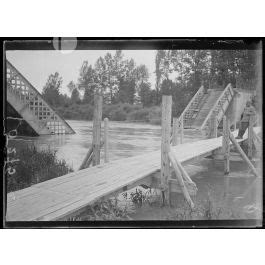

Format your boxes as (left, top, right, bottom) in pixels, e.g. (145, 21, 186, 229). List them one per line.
(42, 49, 259, 118)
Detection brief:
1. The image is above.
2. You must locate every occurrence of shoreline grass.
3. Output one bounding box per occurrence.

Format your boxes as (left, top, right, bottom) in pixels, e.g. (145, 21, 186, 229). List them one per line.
(6, 142, 73, 193)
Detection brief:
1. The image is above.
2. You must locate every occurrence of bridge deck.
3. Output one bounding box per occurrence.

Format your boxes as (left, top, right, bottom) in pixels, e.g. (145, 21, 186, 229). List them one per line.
(6, 128, 259, 221)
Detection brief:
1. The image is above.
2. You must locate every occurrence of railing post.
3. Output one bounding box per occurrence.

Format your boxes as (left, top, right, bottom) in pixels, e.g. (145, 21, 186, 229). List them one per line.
(104, 117, 109, 163)
(222, 116, 230, 174)
(248, 115, 254, 159)
(172, 117, 178, 146)
(161, 95, 172, 205)
(92, 94, 103, 166)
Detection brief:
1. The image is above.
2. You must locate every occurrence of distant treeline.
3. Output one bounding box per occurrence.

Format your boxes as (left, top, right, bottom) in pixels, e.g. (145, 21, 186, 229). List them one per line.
(55, 103, 162, 124)
(40, 50, 259, 121)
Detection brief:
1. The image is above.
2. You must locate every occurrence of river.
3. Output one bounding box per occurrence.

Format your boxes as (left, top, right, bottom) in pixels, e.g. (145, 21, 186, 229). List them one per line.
(14, 120, 263, 221)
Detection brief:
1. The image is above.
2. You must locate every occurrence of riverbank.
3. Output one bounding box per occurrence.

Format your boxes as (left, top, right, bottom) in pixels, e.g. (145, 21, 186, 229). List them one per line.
(55, 103, 162, 125)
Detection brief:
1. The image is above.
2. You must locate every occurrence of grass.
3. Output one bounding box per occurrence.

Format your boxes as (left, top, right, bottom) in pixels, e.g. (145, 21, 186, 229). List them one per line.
(67, 186, 241, 221)
(67, 198, 135, 221)
(6, 141, 73, 192)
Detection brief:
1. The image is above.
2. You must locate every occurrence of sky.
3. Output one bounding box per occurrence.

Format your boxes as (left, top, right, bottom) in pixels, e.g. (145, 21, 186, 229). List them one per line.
(6, 50, 157, 96)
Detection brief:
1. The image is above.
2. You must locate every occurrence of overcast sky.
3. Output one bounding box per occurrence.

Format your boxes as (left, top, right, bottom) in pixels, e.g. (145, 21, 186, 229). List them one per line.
(6, 50, 157, 96)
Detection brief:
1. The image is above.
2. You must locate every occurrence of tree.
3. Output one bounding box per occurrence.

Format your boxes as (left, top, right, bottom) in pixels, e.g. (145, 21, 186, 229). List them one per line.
(139, 82, 153, 107)
(67, 81, 80, 104)
(135, 64, 149, 90)
(42, 72, 63, 107)
(77, 61, 96, 104)
(67, 81, 76, 93)
(155, 50, 166, 104)
(70, 88, 80, 104)
(77, 50, 151, 105)
(115, 58, 137, 104)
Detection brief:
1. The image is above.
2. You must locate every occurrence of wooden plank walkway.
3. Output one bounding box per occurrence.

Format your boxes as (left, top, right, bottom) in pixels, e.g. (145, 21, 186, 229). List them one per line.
(6, 128, 260, 221)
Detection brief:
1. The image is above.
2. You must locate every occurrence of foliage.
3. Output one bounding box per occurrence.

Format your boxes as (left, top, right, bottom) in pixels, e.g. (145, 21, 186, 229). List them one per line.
(71, 88, 81, 104)
(38, 49, 259, 126)
(127, 108, 150, 122)
(55, 102, 162, 123)
(7, 142, 73, 192)
(42, 72, 63, 107)
(67, 198, 134, 221)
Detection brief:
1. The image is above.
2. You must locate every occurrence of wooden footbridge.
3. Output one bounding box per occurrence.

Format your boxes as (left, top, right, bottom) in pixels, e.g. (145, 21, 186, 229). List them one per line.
(5, 84, 261, 221)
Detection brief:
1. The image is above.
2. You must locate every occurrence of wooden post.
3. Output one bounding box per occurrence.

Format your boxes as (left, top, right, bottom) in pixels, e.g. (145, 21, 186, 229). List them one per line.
(170, 149, 196, 187)
(168, 151, 194, 209)
(92, 94, 103, 166)
(248, 115, 254, 159)
(232, 95, 238, 131)
(172, 117, 178, 146)
(161, 95, 172, 205)
(208, 113, 218, 138)
(180, 115, 184, 144)
(79, 146, 93, 170)
(104, 118, 109, 163)
(222, 116, 230, 174)
(229, 131, 260, 178)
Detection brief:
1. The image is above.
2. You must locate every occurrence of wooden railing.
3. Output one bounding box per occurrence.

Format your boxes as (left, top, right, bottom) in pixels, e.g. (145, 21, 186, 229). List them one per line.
(200, 83, 234, 133)
(179, 85, 205, 127)
(6, 60, 75, 134)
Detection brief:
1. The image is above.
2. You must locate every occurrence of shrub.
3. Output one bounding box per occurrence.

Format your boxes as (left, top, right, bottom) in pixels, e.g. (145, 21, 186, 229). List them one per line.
(55, 102, 162, 124)
(148, 106, 161, 125)
(109, 108, 127, 121)
(7, 143, 73, 192)
(127, 108, 150, 122)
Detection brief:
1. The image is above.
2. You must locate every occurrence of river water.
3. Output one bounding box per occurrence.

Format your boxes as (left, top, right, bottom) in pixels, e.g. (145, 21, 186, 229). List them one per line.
(15, 120, 262, 221)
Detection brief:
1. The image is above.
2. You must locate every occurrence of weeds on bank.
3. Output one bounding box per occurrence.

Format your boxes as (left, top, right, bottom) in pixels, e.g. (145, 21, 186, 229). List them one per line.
(168, 187, 242, 220)
(68, 188, 160, 221)
(68, 198, 135, 221)
(68, 185, 243, 221)
(7, 143, 73, 192)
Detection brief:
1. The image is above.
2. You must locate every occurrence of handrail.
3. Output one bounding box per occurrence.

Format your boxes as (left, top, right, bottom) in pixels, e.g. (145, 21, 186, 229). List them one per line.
(179, 85, 204, 120)
(200, 83, 233, 130)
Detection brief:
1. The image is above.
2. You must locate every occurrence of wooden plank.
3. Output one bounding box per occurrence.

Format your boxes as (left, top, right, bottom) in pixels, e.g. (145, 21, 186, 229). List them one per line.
(229, 130, 260, 178)
(168, 151, 194, 209)
(161, 95, 172, 204)
(104, 118, 109, 163)
(172, 117, 178, 146)
(208, 113, 217, 138)
(92, 94, 102, 166)
(200, 84, 233, 131)
(169, 147, 197, 187)
(248, 115, 254, 159)
(79, 146, 93, 170)
(232, 95, 238, 131)
(223, 116, 230, 174)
